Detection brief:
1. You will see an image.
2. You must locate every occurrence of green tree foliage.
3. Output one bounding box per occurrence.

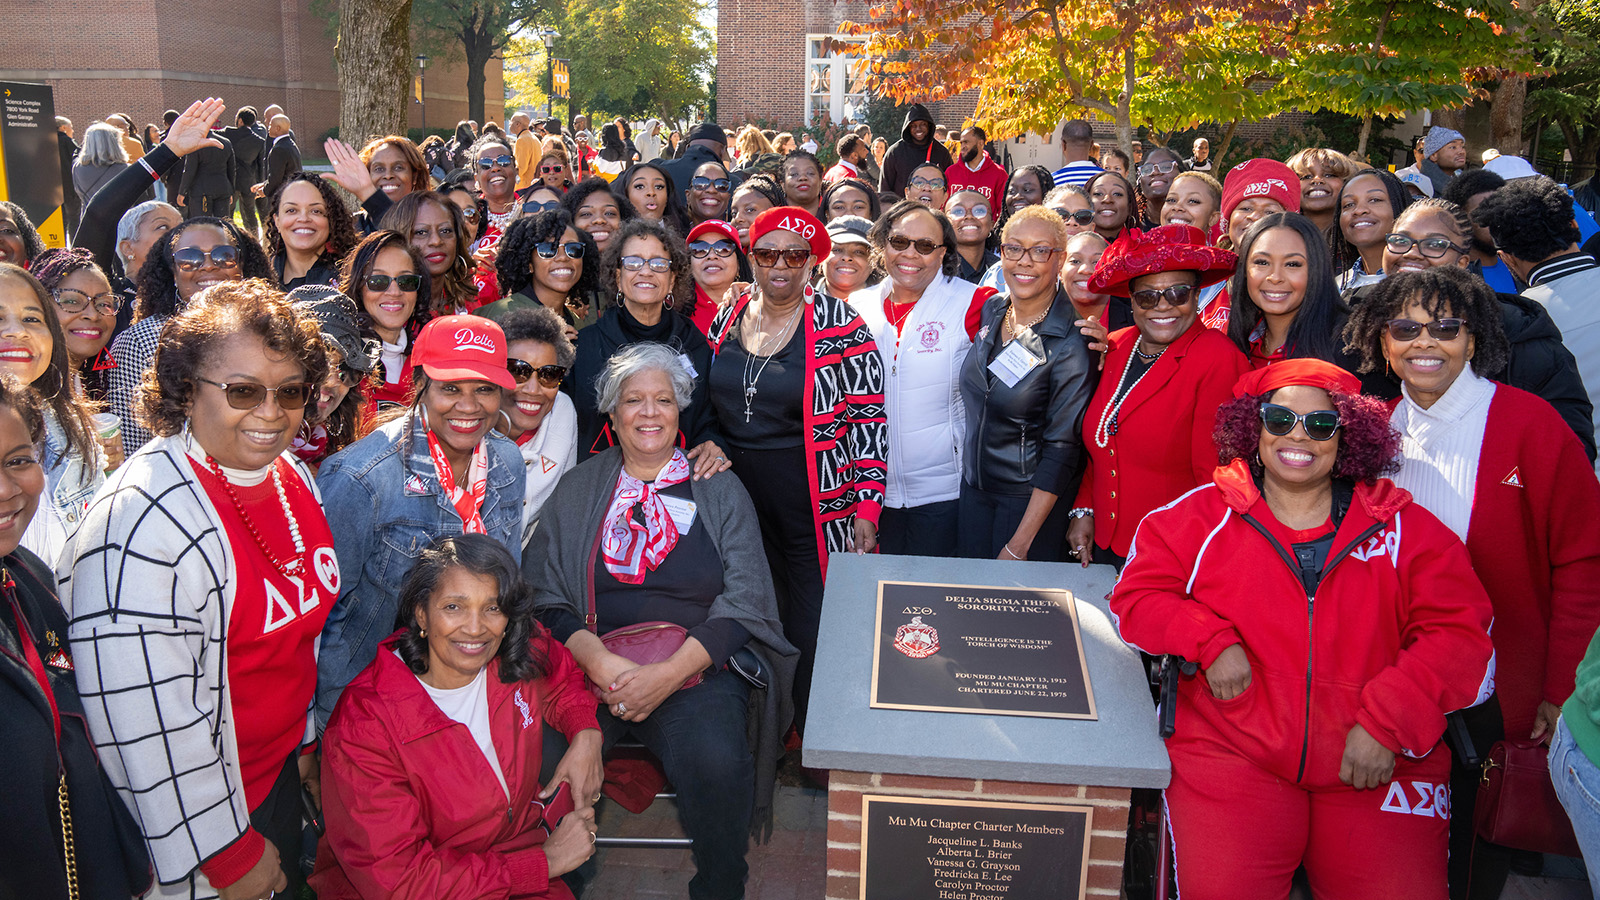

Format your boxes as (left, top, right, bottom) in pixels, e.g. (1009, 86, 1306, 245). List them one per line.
(412, 0, 549, 124)
(543, 0, 714, 124)
(1525, 0, 1600, 179)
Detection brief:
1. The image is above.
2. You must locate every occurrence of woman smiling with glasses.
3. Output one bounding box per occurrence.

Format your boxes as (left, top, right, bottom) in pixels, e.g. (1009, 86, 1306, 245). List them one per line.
(483, 210, 600, 338)
(686, 160, 734, 228)
(496, 305, 579, 545)
(685, 219, 746, 336)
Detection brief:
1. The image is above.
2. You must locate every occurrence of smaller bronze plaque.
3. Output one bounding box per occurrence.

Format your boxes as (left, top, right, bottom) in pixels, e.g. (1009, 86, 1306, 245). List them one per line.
(860, 795, 1092, 900)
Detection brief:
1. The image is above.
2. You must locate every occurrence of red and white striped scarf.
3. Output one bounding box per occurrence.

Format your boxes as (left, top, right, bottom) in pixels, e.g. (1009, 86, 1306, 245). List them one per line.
(426, 431, 489, 534)
(600, 450, 691, 583)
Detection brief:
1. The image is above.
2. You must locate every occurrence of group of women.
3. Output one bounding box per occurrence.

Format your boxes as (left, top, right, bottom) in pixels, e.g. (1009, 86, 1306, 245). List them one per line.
(5, 94, 1599, 900)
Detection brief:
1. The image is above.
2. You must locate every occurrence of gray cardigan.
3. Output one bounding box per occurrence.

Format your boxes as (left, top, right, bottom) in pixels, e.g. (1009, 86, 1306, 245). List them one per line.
(525, 447, 798, 839)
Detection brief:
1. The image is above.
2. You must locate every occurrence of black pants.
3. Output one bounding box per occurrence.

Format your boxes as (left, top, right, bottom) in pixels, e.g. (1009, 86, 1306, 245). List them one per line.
(728, 444, 823, 729)
(233, 187, 260, 233)
(956, 481, 1070, 561)
(878, 499, 959, 557)
(189, 193, 232, 219)
(252, 750, 307, 895)
(1447, 696, 1514, 900)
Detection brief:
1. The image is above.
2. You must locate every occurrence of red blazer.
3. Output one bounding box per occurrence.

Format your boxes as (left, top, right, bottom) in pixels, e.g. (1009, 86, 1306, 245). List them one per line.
(311, 630, 599, 900)
(1112, 461, 1495, 788)
(1461, 386, 1600, 736)
(1073, 322, 1249, 556)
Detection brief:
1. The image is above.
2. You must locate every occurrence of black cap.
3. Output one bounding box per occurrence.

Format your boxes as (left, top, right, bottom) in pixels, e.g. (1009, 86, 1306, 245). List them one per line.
(686, 123, 727, 146)
(288, 285, 379, 373)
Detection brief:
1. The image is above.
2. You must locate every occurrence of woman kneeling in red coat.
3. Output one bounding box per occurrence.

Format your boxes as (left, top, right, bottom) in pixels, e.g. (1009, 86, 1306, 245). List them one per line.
(312, 534, 603, 899)
(1111, 359, 1495, 900)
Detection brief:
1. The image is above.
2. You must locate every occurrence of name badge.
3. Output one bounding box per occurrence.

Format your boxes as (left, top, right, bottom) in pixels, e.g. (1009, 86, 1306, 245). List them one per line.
(659, 495, 698, 534)
(678, 353, 699, 378)
(987, 340, 1043, 388)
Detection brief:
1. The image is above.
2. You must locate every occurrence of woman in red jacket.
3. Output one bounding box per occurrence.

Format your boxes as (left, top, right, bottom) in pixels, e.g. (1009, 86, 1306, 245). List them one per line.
(1111, 359, 1494, 900)
(1344, 266, 1600, 899)
(312, 534, 602, 900)
(1067, 224, 1248, 567)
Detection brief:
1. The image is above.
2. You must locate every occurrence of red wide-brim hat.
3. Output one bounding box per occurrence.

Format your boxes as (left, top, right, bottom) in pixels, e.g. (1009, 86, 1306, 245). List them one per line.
(1087, 224, 1239, 298)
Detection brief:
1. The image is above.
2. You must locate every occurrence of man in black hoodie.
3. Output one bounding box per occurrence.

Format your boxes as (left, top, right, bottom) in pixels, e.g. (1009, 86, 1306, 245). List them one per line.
(879, 104, 953, 197)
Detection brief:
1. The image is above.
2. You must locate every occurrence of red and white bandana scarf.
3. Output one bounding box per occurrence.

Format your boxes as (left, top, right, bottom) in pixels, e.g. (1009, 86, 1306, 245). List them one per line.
(600, 450, 692, 584)
(427, 430, 489, 534)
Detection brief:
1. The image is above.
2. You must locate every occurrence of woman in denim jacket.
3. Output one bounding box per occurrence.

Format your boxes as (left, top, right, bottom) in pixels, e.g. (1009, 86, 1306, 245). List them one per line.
(315, 314, 526, 729)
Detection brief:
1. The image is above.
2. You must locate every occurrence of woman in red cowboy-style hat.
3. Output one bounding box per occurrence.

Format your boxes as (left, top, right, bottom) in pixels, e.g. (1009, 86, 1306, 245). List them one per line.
(1067, 224, 1249, 567)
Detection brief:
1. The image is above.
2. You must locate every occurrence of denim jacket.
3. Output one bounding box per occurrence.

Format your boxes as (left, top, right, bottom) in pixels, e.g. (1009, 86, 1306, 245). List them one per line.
(313, 412, 525, 729)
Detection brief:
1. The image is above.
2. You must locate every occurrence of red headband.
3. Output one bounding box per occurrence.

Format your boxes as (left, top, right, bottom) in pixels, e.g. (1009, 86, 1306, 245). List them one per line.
(749, 206, 831, 261)
(1233, 359, 1360, 398)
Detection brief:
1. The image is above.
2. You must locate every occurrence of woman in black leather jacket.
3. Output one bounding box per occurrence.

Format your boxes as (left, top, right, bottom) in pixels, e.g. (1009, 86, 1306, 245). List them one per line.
(958, 205, 1095, 561)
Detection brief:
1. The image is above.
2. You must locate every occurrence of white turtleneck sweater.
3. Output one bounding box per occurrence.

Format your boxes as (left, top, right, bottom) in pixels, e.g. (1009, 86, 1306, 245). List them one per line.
(1388, 367, 1495, 541)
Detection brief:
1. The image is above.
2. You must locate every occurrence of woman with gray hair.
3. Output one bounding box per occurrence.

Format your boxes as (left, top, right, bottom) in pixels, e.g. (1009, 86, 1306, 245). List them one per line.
(528, 340, 797, 900)
(71, 123, 132, 212)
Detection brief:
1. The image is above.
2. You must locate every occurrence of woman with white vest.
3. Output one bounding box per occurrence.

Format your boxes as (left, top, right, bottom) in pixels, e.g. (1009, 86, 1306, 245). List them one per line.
(849, 201, 986, 557)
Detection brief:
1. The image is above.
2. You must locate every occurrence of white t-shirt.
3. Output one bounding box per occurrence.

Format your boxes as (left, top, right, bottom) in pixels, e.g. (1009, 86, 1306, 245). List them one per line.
(413, 657, 510, 800)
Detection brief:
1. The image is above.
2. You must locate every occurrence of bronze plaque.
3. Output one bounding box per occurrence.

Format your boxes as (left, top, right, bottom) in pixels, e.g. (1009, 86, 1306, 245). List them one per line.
(870, 581, 1096, 719)
(860, 795, 1092, 900)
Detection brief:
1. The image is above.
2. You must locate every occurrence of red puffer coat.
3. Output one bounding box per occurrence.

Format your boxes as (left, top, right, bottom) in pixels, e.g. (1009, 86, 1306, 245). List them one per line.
(1110, 460, 1495, 790)
(310, 630, 599, 899)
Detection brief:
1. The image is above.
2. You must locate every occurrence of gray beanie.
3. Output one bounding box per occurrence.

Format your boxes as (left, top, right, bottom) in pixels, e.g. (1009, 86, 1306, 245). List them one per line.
(1422, 126, 1465, 160)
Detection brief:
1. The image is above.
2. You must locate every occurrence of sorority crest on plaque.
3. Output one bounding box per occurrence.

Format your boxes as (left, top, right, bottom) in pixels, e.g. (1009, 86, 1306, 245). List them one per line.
(871, 581, 1096, 719)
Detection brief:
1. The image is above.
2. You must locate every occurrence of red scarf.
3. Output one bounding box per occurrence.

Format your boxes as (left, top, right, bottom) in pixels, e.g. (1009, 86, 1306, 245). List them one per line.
(600, 450, 691, 583)
(426, 431, 488, 534)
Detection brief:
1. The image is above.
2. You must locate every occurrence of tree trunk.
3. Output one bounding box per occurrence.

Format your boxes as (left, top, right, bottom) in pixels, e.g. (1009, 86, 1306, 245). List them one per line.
(1355, 2, 1392, 162)
(1356, 113, 1374, 161)
(1116, 47, 1135, 158)
(1433, 107, 1467, 133)
(337, 0, 413, 145)
(462, 25, 493, 126)
(1212, 118, 1241, 173)
(1490, 77, 1529, 156)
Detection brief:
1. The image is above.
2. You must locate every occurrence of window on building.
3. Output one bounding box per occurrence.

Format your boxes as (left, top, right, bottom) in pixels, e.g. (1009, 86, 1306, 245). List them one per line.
(807, 36, 870, 126)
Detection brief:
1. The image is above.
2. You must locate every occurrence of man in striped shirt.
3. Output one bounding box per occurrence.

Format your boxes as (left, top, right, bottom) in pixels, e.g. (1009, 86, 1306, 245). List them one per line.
(1052, 119, 1102, 187)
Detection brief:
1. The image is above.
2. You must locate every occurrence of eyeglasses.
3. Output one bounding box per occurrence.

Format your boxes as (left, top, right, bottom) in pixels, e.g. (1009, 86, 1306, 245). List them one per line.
(1053, 208, 1095, 225)
(1259, 403, 1341, 441)
(908, 177, 947, 190)
(750, 247, 811, 268)
(477, 155, 516, 170)
(52, 287, 123, 316)
(365, 273, 422, 293)
(1385, 317, 1465, 342)
(689, 240, 737, 259)
(508, 359, 568, 388)
(540, 164, 566, 174)
(690, 176, 732, 193)
(1137, 161, 1181, 177)
(336, 366, 364, 387)
(1130, 283, 1197, 310)
(536, 241, 585, 259)
(1384, 233, 1466, 259)
(196, 377, 314, 410)
(525, 201, 562, 214)
(172, 245, 240, 271)
(998, 243, 1060, 263)
(947, 204, 990, 220)
(887, 235, 944, 256)
(620, 256, 673, 272)
(457, 206, 480, 221)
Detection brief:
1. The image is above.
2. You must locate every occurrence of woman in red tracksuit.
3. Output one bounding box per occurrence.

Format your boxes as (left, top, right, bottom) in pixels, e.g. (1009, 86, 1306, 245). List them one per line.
(312, 535, 603, 900)
(1111, 359, 1495, 900)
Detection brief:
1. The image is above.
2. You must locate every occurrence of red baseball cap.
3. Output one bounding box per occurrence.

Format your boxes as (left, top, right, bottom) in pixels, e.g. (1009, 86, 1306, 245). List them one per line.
(749, 206, 831, 261)
(412, 314, 517, 390)
(687, 219, 741, 247)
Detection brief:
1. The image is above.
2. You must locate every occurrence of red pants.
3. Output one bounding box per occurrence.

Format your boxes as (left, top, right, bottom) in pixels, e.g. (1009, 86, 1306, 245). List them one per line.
(1165, 740, 1451, 900)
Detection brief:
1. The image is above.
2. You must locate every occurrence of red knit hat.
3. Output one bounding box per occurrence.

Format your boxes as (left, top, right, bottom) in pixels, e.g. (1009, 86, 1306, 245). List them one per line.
(1220, 159, 1301, 222)
(1232, 359, 1360, 398)
(1087, 225, 1239, 297)
(749, 206, 831, 260)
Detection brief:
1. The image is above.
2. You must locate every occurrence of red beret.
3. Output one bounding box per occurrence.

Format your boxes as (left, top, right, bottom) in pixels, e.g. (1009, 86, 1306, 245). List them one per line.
(1220, 158, 1301, 222)
(687, 218, 740, 246)
(1233, 359, 1360, 398)
(1087, 224, 1238, 297)
(749, 206, 831, 261)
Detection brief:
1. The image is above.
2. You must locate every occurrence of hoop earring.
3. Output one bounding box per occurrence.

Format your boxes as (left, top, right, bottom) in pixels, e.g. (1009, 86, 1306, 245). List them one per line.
(664, 291, 674, 309)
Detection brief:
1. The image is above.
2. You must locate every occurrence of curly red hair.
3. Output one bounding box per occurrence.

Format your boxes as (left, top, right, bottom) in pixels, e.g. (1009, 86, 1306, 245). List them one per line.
(1213, 389, 1400, 483)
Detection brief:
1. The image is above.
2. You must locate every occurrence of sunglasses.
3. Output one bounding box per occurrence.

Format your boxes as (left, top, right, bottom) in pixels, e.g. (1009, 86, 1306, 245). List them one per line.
(508, 359, 568, 388)
(540, 164, 566, 174)
(690, 176, 732, 193)
(477, 155, 516, 170)
(1137, 161, 1181, 177)
(1384, 233, 1466, 259)
(620, 255, 673, 272)
(365, 273, 423, 293)
(1130, 283, 1197, 310)
(1055, 208, 1095, 225)
(172, 245, 240, 271)
(1259, 403, 1341, 441)
(689, 240, 737, 259)
(197, 377, 314, 410)
(948, 204, 990, 220)
(908, 177, 947, 190)
(536, 241, 585, 259)
(52, 287, 123, 316)
(525, 200, 563, 214)
(749, 247, 811, 268)
(999, 243, 1059, 263)
(457, 206, 480, 221)
(1386, 317, 1465, 342)
(887, 235, 944, 256)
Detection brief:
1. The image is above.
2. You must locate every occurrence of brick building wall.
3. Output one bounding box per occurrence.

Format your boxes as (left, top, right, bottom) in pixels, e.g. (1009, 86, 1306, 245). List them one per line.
(0, 0, 503, 151)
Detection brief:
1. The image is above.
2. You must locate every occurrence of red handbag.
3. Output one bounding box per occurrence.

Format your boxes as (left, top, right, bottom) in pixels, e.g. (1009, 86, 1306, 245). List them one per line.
(1474, 738, 1580, 857)
(585, 569, 703, 698)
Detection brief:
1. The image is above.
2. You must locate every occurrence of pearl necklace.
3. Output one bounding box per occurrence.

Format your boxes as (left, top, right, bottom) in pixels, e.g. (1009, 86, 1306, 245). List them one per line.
(1092, 339, 1165, 448)
(206, 456, 306, 577)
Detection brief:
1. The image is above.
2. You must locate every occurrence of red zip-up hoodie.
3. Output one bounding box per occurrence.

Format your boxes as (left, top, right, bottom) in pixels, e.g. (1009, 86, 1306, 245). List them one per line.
(1111, 460, 1495, 790)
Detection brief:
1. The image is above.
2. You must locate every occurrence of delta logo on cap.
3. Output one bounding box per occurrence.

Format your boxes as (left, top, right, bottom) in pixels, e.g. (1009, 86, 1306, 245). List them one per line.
(775, 214, 818, 241)
(412, 314, 517, 390)
(1242, 179, 1289, 198)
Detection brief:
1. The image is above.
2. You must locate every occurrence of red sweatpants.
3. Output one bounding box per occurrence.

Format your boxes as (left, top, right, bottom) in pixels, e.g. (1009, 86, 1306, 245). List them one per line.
(1164, 740, 1452, 900)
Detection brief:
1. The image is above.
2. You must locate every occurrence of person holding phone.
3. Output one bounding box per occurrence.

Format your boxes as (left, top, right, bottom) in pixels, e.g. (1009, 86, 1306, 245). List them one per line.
(313, 534, 602, 900)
